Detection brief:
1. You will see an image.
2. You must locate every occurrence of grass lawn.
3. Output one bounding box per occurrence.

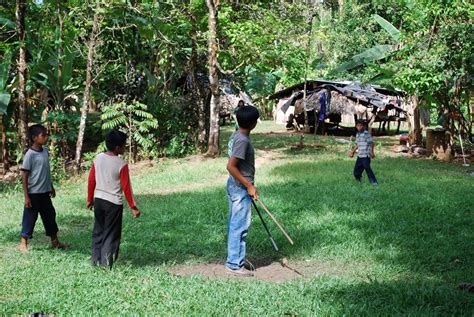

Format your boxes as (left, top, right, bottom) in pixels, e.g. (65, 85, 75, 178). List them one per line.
(1, 121, 473, 315)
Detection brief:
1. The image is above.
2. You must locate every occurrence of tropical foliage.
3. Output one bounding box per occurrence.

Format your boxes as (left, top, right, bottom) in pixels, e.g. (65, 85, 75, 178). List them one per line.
(0, 0, 471, 174)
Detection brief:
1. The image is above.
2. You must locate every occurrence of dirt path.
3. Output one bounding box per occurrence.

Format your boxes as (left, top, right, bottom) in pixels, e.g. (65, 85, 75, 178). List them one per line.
(170, 258, 355, 282)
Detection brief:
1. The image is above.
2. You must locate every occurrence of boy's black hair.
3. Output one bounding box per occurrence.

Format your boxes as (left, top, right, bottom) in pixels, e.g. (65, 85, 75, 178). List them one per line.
(28, 124, 47, 142)
(236, 106, 259, 129)
(356, 119, 366, 126)
(105, 129, 127, 151)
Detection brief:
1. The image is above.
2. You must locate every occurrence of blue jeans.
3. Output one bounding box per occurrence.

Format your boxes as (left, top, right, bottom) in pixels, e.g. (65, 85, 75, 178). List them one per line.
(353, 157, 378, 184)
(226, 176, 252, 270)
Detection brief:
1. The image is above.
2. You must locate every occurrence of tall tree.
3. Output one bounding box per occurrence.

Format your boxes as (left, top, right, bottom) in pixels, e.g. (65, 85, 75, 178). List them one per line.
(74, 2, 100, 172)
(205, 0, 220, 157)
(15, 0, 28, 151)
(184, 3, 207, 152)
(56, 0, 65, 111)
(190, 17, 207, 152)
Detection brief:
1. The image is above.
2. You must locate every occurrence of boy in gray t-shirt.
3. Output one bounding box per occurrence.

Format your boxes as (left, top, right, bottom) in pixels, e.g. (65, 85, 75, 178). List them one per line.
(19, 124, 68, 252)
(225, 106, 260, 277)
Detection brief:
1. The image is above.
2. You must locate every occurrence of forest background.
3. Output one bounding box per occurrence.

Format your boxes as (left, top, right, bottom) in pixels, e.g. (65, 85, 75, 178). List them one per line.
(0, 0, 471, 180)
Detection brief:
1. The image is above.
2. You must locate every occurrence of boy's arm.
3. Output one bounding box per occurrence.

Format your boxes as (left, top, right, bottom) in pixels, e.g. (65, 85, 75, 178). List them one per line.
(349, 144, 358, 157)
(21, 152, 32, 208)
(46, 150, 56, 198)
(227, 157, 258, 200)
(21, 170, 32, 208)
(120, 164, 140, 218)
(86, 163, 96, 209)
(368, 133, 375, 159)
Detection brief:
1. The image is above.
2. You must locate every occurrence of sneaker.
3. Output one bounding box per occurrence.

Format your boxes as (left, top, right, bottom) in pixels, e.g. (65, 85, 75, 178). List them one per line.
(226, 266, 254, 277)
(371, 182, 379, 186)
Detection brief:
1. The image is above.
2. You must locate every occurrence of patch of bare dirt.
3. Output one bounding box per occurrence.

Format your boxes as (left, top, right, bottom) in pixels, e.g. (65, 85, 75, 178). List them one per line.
(170, 258, 351, 282)
(255, 149, 276, 168)
(129, 159, 155, 171)
(289, 143, 325, 151)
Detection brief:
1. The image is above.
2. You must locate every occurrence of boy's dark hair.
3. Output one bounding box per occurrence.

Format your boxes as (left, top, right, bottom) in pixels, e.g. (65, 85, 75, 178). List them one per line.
(356, 119, 366, 126)
(236, 106, 259, 129)
(28, 124, 47, 142)
(105, 129, 127, 151)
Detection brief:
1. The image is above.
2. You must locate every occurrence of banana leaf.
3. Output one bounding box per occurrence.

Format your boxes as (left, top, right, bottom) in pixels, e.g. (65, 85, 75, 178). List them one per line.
(373, 14, 401, 41)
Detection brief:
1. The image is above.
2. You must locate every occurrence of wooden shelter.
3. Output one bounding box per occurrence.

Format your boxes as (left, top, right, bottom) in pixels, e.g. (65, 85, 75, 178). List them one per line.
(269, 79, 407, 134)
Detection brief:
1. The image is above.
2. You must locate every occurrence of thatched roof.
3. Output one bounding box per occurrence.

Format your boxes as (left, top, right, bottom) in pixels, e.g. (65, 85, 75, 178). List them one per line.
(272, 80, 406, 114)
(270, 79, 405, 99)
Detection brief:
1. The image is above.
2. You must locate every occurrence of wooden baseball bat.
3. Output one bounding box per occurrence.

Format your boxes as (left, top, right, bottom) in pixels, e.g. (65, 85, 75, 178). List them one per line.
(257, 199, 294, 245)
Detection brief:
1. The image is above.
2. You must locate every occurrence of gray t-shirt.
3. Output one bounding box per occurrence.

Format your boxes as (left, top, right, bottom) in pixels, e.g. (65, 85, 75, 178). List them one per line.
(228, 131, 255, 186)
(21, 147, 52, 194)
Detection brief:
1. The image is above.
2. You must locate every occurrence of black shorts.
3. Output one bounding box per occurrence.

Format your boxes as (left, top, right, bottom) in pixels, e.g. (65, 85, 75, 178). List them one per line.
(21, 193, 59, 239)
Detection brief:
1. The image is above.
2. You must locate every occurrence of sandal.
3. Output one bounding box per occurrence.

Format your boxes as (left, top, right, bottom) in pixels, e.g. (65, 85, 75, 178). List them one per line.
(244, 259, 255, 271)
(51, 240, 70, 249)
(459, 283, 474, 293)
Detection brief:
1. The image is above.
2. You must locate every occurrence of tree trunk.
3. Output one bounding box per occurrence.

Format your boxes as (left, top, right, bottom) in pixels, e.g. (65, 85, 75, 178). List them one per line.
(49, 0, 64, 157)
(128, 113, 133, 163)
(16, 0, 28, 151)
(56, 0, 64, 110)
(187, 10, 207, 152)
(205, 0, 220, 157)
(1, 116, 9, 172)
(74, 2, 100, 172)
(338, 0, 344, 13)
(412, 96, 423, 145)
(420, 108, 430, 128)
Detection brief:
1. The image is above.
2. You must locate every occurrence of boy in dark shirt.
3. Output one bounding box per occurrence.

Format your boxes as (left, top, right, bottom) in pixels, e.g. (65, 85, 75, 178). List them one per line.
(226, 106, 260, 277)
(19, 124, 69, 252)
(87, 129, 140, 269)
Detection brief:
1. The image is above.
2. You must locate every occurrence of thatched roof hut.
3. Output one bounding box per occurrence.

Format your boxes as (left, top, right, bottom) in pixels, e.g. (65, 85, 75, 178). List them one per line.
(269, 79, 407, 134)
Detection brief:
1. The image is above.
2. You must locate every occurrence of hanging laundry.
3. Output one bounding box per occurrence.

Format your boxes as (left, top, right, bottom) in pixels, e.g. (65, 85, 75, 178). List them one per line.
(319, 91, 326, 121)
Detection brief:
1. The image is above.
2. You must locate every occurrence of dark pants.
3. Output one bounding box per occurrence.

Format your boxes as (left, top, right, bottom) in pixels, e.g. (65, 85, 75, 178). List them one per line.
(354, 157, 378, 184)
(21, 193, 59, 239)
(92, 198, 123, 269)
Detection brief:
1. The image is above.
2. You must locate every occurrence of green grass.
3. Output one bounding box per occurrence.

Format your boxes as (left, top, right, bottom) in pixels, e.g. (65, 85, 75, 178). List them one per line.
(1, 121, 473, 315)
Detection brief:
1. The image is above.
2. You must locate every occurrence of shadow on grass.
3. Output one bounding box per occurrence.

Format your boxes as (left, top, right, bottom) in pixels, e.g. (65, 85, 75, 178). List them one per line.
(314, 278, 474, 315)
(3, 156, 471, 286)
(264, 157, 474, 280)
(1, 155, 473, 315)
(0, 188, 313, 267)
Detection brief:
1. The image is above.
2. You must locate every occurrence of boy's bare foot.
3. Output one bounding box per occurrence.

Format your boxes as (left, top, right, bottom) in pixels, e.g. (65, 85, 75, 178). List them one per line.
(19, 237, 28, 252)
(51, 239, 70, 249)
(19, 243, 28, 252)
